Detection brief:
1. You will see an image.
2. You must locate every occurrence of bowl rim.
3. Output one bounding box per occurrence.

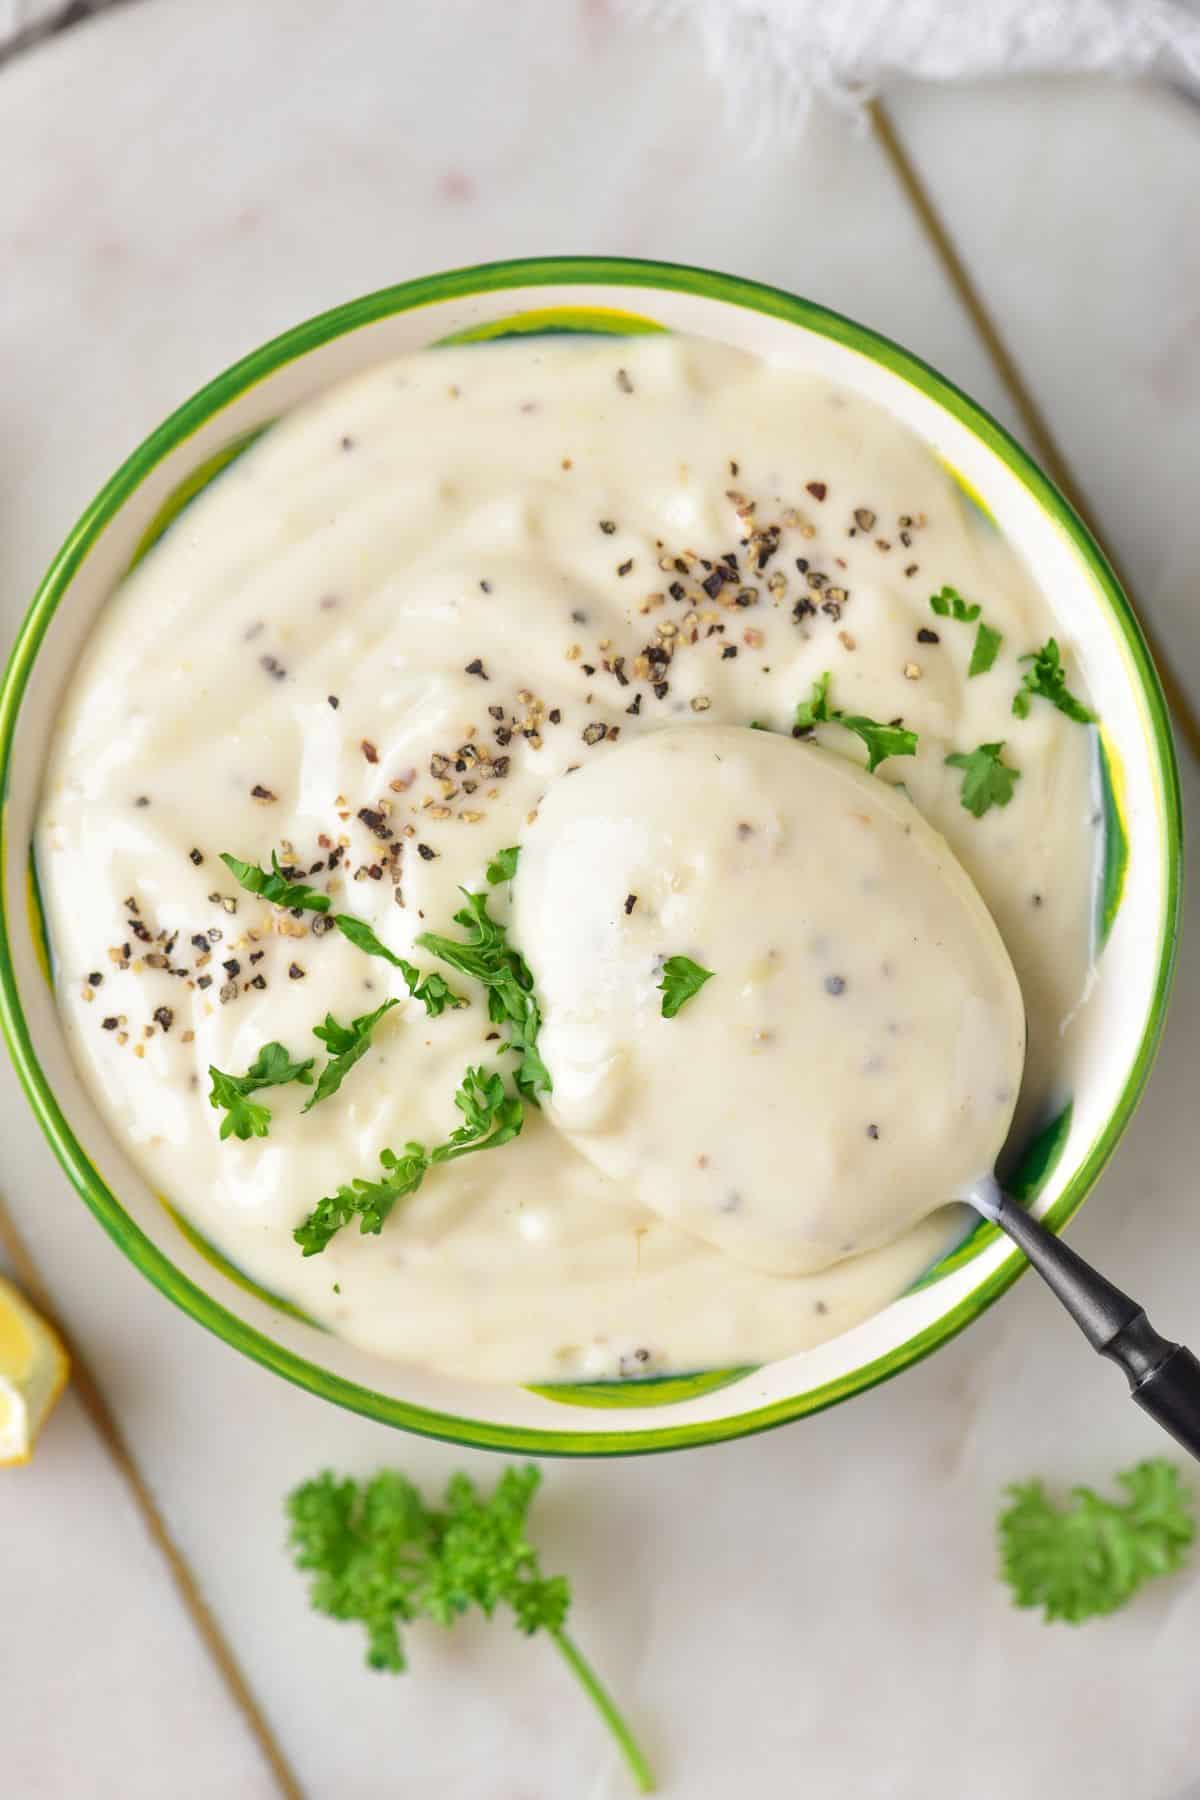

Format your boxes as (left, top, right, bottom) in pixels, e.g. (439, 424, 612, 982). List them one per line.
(0, 254, 1182, 1456)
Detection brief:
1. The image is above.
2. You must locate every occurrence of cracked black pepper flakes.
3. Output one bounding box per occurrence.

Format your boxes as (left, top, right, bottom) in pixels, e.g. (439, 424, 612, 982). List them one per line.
(361, 740, 379, 763)
(582, 722, 609, 745)
(327, 695, 340, 709)
(153, 1006, 174, 1033)
(598, 520, 617, 535)
(824, 974, 847, 996)
(417, 842, 436, 861)
(464, 658, 488, 679)
(722, 645, 738, 659)
(101, 1016, 118, 1030)
(188, 848, 203, 865)
(917, 628, 940, 644)
(617, 559, 633, 577)
(805, 481, 827, 501)
(624, 894, 637, 914)
(288, 963, 306, 980)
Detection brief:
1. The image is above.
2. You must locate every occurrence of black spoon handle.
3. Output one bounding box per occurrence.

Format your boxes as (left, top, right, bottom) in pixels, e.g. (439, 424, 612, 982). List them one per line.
(993, 1189, 1200, 1464)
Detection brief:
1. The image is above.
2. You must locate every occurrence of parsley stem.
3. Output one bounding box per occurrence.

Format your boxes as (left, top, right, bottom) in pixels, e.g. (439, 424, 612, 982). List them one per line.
(550, 1628, 655, 1792)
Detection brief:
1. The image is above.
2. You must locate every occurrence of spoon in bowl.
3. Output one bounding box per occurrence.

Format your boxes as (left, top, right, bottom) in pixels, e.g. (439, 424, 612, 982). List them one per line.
(513, 721, 1200, 1457)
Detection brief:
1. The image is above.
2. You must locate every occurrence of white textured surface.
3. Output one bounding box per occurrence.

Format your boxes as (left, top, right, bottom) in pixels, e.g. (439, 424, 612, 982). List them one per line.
(1, 4, 1198, 1797)
(0, 1290, 278, 1799)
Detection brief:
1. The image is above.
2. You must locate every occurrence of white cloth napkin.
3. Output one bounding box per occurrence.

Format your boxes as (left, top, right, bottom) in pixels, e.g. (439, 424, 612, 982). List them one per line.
(621, 0, 1200, 137)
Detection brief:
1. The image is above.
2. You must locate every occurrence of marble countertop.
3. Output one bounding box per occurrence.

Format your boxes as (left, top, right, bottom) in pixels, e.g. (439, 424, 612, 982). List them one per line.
(2, 5, 1199, 1796)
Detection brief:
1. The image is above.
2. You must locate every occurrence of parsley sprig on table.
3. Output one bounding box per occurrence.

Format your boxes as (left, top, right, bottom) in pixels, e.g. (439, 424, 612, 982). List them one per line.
(207, 1042, 315, 1140)
(416, 858, 550, 1102)
(293, 1066, 523, 1254)
(1012, 637, 1096, 724)
(286, 1462, 654, 1792)
(998, 1459, 1194, 1624)
(794, 671, 918, 774)
(658, 955, 714, 1019)
(944, 742, 1021, 817)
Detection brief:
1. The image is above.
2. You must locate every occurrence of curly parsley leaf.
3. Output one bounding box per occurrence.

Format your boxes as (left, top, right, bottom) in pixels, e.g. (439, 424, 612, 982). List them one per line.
(293, 1141, 430, 1254)
(286, 1463, 654, 1792)
(968, 620, 1004, 678)
(486, 845, 521, 885)
(658, 955, 714, 1019)
(208, 1042, 315, 1141)
(794, 671, 918, 774)
(332, 915, 466, 1016)
(294, 1064, 525, 1254)
(417, 891, 551, 1101)
(302, 998, 400, 1114)
(219, 851, 330, 912)
(1013, 637, 1096, 724)
(430, 1065, 524, 1164)
(930, 584, 980, 623)
(999, 1459, 1194, 1625)
(945, 742, 1022, 818)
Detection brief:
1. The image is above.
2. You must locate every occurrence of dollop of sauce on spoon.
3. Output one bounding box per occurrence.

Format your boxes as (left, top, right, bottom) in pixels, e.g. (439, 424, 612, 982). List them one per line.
(513, 725, 1027, 1275)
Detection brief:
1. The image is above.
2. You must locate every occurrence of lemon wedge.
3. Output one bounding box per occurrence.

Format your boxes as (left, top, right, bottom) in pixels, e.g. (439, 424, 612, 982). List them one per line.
(0, 1274, 69, 1466)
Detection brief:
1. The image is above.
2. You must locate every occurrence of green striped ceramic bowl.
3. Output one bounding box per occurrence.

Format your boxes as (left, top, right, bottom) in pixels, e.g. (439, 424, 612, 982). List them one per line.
(0, 258, 1181, 1454)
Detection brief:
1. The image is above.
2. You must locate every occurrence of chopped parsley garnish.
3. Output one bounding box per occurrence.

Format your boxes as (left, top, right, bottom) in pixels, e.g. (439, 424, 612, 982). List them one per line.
(945, 742, 1021, 817)
(658, 955, 714, 1019)
(929, 588, 1003, 677)
(794, 671, 918, 774)
(999, 1459, 1193, 1624)
(286, 1462, 654, 1792)
(1012, 637, 1096, 724)
(332, 915, 465, 1017)
(207, 1042, 314, 1140)
(929, 585, 980, 622)
(968, 620, 1004, 678)
(486, 845, 521, 885)
(222, 849, 466, 1015)
(293, 1064, 524, 1254)
(431, 1064, 524, 1165)
(302, 998, 400, 1113)
(219, 851, 330, 912)
(417, 891, 551, 1101)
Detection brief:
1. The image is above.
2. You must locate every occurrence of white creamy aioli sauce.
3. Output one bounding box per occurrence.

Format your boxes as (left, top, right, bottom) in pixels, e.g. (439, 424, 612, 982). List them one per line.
(37, 334, 1098, 1383)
